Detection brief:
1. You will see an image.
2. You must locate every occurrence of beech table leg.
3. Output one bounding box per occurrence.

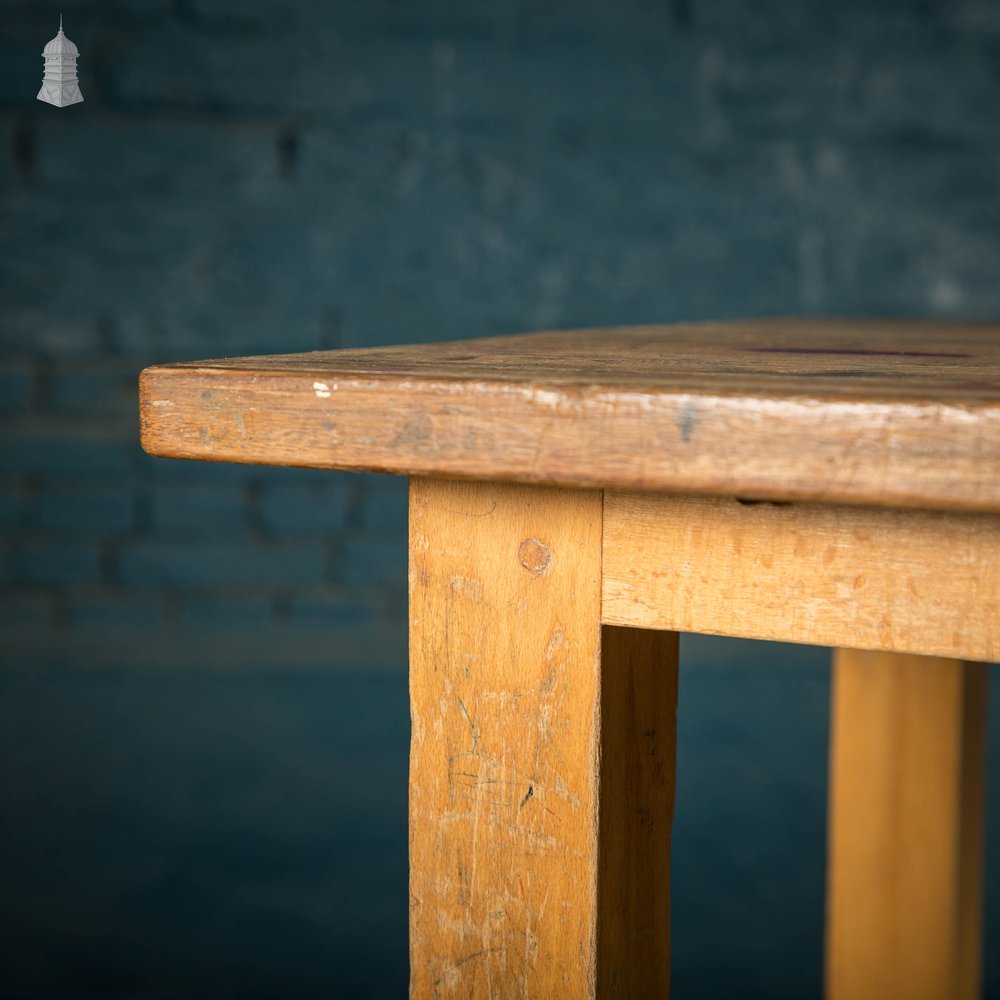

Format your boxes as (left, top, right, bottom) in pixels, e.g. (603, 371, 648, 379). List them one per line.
(825, 648, 988, 1000)
(408, 478, 678, 998)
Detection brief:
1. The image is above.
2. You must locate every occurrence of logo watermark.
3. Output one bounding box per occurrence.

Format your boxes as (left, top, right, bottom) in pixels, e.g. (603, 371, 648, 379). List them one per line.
(37, 15, 84, 108)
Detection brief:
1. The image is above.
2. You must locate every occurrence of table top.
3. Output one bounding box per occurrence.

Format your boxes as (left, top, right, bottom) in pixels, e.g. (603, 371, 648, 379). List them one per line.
(140, 318, 1000, 512)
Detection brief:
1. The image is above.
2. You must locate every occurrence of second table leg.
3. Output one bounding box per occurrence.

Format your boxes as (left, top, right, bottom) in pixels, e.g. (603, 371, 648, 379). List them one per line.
(825, 648, 988, 1000)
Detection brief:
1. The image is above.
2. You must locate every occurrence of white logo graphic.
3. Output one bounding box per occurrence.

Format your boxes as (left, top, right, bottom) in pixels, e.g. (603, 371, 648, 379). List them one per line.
(37, 15, 84, 107)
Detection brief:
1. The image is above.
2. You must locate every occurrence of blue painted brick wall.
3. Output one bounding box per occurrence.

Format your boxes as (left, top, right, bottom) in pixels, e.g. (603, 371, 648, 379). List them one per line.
(2, 0, 1000, 996)
(3, 0, 999, 662)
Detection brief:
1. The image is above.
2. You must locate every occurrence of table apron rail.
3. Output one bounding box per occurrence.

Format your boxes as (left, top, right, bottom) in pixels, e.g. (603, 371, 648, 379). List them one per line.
(601, 491, 1000, 663)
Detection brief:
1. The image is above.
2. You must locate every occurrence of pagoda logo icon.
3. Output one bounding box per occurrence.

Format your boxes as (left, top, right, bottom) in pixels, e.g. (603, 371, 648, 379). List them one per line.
(38, 15, 84, 107)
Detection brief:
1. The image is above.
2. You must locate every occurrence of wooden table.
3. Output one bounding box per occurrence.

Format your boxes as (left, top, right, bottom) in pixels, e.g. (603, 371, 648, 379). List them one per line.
(140, 318, 998, 999)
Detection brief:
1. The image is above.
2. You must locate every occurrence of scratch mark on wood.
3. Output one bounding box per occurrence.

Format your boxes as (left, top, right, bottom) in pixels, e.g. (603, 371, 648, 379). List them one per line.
(390, 413, 433, 449)
(450, 575, 484, 602)
(432, 948, 506, 991)
(456, 698, 480, 755)
(678, 399, 697, 442)
(519, 784, 534, 809)
(545, 628, 565, 663)
(438, 500, 498, 518)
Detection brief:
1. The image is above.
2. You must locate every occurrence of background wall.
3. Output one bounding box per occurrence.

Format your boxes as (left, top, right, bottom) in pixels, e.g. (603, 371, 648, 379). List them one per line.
(1, 0, 998, 996)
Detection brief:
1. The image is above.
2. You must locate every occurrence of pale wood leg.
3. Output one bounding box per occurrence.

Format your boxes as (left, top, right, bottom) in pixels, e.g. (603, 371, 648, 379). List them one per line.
(409, 478, 678, 998)
(825, 649, 988, 1000)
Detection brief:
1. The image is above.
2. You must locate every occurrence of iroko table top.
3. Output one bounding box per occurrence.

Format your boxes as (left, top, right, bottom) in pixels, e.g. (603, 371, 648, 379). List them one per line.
(140, 318, 1000, 513)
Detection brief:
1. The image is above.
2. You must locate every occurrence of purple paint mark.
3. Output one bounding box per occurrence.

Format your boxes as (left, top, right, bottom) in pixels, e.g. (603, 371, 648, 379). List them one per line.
(746, 347, 970, 359)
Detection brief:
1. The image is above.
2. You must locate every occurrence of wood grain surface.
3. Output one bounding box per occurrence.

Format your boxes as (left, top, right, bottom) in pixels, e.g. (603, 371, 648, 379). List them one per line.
(826, 650, 988, 1000)
(597, 624, 678, 997)
(140, 319, 1000, 512)
(408, 478, 677, 997)
(601, 491, 1000, 662)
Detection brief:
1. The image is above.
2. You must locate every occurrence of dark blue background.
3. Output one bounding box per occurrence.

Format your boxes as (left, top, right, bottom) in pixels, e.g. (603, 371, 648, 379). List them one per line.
(1, 0, 998, 996)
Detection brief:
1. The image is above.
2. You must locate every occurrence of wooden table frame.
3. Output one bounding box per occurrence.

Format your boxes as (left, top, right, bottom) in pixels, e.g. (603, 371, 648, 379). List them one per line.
(141, 320, 997, 998)
(408, 479, 990, 999)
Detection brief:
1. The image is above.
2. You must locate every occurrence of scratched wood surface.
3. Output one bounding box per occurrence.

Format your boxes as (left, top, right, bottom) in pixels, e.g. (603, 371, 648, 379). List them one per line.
(409, 478, 677, 998)
(140, 319, 1000, 513)
(826, 649, 988, 1000)
(601, 491, 1000, 662)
